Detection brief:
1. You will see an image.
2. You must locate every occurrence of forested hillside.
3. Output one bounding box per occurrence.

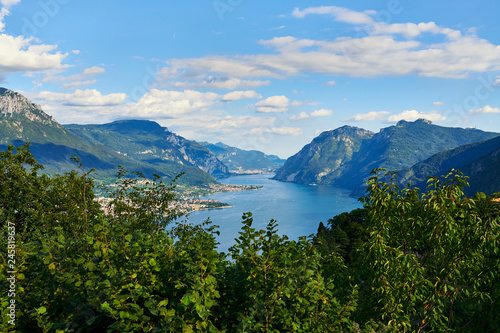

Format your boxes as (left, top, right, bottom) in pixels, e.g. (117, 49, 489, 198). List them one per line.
(1, 144, 498, 332)
(274, 119, 500, 193)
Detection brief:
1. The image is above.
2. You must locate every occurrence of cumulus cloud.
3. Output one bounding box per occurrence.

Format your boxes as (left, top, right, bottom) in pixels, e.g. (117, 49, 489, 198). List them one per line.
(326, 80, 336, 86)
(0, 34, 68, 76)
(433, 101, 444, 106)
(292, 6, 374, 24)
(290, 109, 333, 120)
(387, 110, 446, 123)
(255, 95, 292, 113)
(0, 0, 20, 31)
(155, 16, 500, 81)
(221, 90, 262, 102)
(469, 105, 500, 114)
(122, 89, 220, 119)
(36, 89, 127, 106)
(345, 111, 390, 122)
(371, 22, 461, 39)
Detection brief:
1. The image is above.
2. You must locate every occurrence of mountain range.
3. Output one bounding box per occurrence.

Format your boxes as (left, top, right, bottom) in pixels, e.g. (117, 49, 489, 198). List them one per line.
(0, 88, 283, 186)
(274, 119, 500, 195)
(201, 142, 286, 174)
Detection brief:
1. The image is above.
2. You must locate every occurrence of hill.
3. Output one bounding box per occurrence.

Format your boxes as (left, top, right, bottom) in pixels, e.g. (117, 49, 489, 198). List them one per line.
(65, 120, 229, 178)
(0, 88, 216, 185)
(274, 119, 500, 192)
(399, 135, 500, 195)
(273, 126, 374, 184)
(201, 142, 286, 174)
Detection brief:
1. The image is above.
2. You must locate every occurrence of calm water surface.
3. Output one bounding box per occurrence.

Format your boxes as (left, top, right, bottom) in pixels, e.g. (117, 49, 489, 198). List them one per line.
(184, 174, 362, 252)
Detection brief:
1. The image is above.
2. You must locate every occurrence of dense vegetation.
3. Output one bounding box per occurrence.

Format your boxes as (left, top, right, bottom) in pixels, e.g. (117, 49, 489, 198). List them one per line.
(1, 144, 499, 332)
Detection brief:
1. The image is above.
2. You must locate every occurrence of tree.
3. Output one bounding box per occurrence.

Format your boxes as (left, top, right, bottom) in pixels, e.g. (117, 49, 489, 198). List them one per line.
(360, 169, 500, 332)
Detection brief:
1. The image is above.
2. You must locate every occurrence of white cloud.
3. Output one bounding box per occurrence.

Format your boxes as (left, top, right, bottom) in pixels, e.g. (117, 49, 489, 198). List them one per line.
(42, 66, 105, 88)
(345, 111, 389, 122)
(122, 89, 220, 119)
(326, 80, 336, 86)
(82, 66, 105, 76)
(292, 6, 374, 25)
(61, 80, 97, 89)
(469, 105, 500, 114)
(387, 110, 446, 123)
(250, 126, 302, 136)
(156, 22, 500, 81)
(0, 0, 20, 31)
(0, 34, 68, 76)
(371, 22, 461, 39)
(290, 108, 333, 120)
(36, 89, 127, 106)
(493, 77, 500, 87)
(221, 90, 262, 102)
(255, 95, 291, 113)
(433, 101, 444, 106)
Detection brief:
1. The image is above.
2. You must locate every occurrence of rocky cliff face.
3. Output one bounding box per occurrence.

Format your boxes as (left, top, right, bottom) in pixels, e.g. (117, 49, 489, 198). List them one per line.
(273, 126, 374, 185)
(66, 120, 230, 178)
(0, 88, 73, 145)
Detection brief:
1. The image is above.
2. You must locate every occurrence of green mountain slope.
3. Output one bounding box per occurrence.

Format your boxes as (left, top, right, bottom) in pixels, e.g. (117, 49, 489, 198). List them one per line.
(399, 135, 500, 195)
(274, 119, 500, 191)
(335, 119, 499, 189)
(0, 88, 216, 185)
(65, 120, 229, 178)
(201, 142, 286, 173)
(273, 126, 374, 184)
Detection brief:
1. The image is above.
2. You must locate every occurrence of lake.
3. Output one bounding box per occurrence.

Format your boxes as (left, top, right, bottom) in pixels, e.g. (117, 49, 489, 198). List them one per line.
(183, 174, 363, 252)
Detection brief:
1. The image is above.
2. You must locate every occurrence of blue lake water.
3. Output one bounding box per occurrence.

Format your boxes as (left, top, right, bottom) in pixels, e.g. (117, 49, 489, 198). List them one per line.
(183, 174, 363, 252)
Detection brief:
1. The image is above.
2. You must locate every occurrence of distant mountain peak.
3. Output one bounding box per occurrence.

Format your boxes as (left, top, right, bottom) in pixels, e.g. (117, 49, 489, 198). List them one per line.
(102, 119, 166, 133)
(396, 118, 433, 126)
(0, 87, 57, 125)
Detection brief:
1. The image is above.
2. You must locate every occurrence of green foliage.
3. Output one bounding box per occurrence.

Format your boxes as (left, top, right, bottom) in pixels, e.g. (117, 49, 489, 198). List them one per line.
(1, 144, 499, 332)
(360, 169, 500, 332)
(0, 144, 360, 332)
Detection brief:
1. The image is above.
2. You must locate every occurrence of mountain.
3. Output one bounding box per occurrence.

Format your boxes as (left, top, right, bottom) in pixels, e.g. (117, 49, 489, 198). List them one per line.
(0, 88, 216, 185)
(201, 142, 286, 174)
(399, 135, 500, 196)
(274, 119, 500, 192)
(65, 120, 230, 178)
(273, 126, 374, 184)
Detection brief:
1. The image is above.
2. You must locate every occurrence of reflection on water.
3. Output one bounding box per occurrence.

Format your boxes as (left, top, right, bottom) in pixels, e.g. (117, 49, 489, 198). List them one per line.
(182, 174, 363, 252)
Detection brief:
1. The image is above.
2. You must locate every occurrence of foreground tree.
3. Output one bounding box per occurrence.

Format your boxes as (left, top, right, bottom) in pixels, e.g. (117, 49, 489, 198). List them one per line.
(360, 169, 500, 332)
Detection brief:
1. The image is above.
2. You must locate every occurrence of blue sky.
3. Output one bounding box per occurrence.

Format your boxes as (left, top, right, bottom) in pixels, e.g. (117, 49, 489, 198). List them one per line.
(1, 0, 500, 158)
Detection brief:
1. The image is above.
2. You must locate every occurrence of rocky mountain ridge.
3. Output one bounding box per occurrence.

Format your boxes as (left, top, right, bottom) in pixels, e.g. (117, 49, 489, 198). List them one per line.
(274, 119, 500, 195)
(65, 120, 230, 178)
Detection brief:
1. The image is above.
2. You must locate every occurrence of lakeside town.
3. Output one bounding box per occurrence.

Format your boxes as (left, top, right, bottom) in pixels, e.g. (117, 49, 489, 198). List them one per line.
(97, 181, 263, 214)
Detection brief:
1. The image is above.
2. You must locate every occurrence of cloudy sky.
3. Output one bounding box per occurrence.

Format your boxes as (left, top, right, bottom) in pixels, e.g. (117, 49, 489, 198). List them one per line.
(1, 0, 500, 158)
